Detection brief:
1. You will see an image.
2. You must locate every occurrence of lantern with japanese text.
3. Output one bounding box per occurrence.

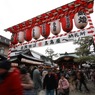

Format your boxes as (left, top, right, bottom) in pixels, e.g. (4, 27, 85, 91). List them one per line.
(24, 28, 32, 41)
(11, 33, 18, 45)
(61, 15, 73, 33)
(32, 26, 40, 40)
(50, 20, 61, 35)
(74, 11, 88, 29)
(40, 23, 50, 38)
(18, 31, 24, 43)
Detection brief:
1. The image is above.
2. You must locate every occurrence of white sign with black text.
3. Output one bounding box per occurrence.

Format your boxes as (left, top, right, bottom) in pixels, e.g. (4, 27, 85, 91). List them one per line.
(10, 27, 95, 52)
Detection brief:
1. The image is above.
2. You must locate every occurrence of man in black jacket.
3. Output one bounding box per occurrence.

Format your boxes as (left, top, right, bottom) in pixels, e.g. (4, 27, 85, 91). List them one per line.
(43, 69, 57, 95)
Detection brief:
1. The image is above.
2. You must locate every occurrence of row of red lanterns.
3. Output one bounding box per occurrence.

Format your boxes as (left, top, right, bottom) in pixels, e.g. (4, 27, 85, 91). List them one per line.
(11, 11, 88, 45)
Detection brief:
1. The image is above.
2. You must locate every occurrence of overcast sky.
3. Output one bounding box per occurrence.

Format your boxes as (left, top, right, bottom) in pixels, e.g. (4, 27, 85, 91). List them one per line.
(0, 0, 95, 55)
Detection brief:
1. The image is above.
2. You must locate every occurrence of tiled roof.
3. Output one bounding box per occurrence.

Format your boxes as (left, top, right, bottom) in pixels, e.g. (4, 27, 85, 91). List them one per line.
(0, 35, 10, 45)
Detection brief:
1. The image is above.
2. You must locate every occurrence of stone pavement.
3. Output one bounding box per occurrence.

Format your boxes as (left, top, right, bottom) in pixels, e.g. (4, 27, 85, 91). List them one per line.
(70, 80, 95, 95)
(39, 80, 95, 95)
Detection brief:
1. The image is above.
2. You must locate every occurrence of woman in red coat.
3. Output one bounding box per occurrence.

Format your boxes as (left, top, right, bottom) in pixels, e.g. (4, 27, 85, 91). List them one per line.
(0, 60, 23, 95)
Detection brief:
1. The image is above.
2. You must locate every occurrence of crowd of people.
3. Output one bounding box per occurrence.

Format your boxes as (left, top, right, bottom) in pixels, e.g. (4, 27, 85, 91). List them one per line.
(0, 59, 95, 95)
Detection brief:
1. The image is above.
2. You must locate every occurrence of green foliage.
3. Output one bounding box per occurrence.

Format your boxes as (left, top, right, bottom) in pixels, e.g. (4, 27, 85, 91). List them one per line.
(74, 36, 95, 63)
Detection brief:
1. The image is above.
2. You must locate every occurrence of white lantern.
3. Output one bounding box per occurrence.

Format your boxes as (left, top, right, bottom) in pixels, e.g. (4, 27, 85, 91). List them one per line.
(18, 31, 24, 43)
(32, 26, 40, 40)
(50, 20, 61, 35)
(74, 11, 88, 29)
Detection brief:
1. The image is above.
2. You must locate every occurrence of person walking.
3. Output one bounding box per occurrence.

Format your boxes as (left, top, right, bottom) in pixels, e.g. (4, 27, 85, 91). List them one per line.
(0, 60, 23, 95)
(20, 66, 34, 95)
(43, 69, 57, 95)
(57, 74, 69, 95)
(78, 70, 89, 92)
(33, 66, 43, 95)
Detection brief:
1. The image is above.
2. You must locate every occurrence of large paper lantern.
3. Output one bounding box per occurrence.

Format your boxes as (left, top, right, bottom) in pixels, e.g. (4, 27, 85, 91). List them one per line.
(32, 26, 40, 40)
(11, 33, 18, 45)
(61, 15, 73, 33)
(74, 11, 88, 29)
(40, 23, 50, 38)
(18, 31, 24, 43)
(50, 20, 61, 35)
(24, 28, 32, 41)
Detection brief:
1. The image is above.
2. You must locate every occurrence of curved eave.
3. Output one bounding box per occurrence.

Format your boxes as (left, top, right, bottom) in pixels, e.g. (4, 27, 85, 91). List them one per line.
(53, 55, 79, 61)
(19, 54, 44, 62)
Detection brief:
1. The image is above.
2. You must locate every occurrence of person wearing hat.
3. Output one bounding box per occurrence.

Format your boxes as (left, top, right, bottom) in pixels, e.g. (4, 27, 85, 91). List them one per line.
(0, 60, 23, 95)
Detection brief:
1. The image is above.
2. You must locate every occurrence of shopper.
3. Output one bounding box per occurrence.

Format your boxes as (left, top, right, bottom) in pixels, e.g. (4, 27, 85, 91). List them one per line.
(43, 69, 57, 95)
(20, 66, 34, 95)
(78, 70, 89, 92)
(33, 66, 43, 95)
(57, 74, 69, 95)
(0, 60, 23, 95)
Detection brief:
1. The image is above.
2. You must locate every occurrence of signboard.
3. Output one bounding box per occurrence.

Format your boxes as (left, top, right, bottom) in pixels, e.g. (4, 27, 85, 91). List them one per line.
(10, 27, 95, 51)
(21, 58, 43, 65)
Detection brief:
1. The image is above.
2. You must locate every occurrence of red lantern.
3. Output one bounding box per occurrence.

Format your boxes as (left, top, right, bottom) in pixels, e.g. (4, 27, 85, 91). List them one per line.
(88, 3, 93, 9)
(11, 33, 18, 45)
(24, 28, 32, 41)
(18, 31, 24, 43)
(61, 15, 73, 33)
(74, 11, 88, 29)
(50, 20, 61, 35)
(32, 26, 40, 40)
(87, 2, 94, 13)
(40, 23, 50, 38)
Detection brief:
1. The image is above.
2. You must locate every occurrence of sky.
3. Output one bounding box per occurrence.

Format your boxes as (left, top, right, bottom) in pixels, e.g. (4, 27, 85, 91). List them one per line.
(0, 0, 95, 55)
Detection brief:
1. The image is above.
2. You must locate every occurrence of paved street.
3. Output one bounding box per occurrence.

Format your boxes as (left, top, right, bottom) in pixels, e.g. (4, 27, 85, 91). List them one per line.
(70, 80, 95, 95)
(39, 80, 95, 95)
